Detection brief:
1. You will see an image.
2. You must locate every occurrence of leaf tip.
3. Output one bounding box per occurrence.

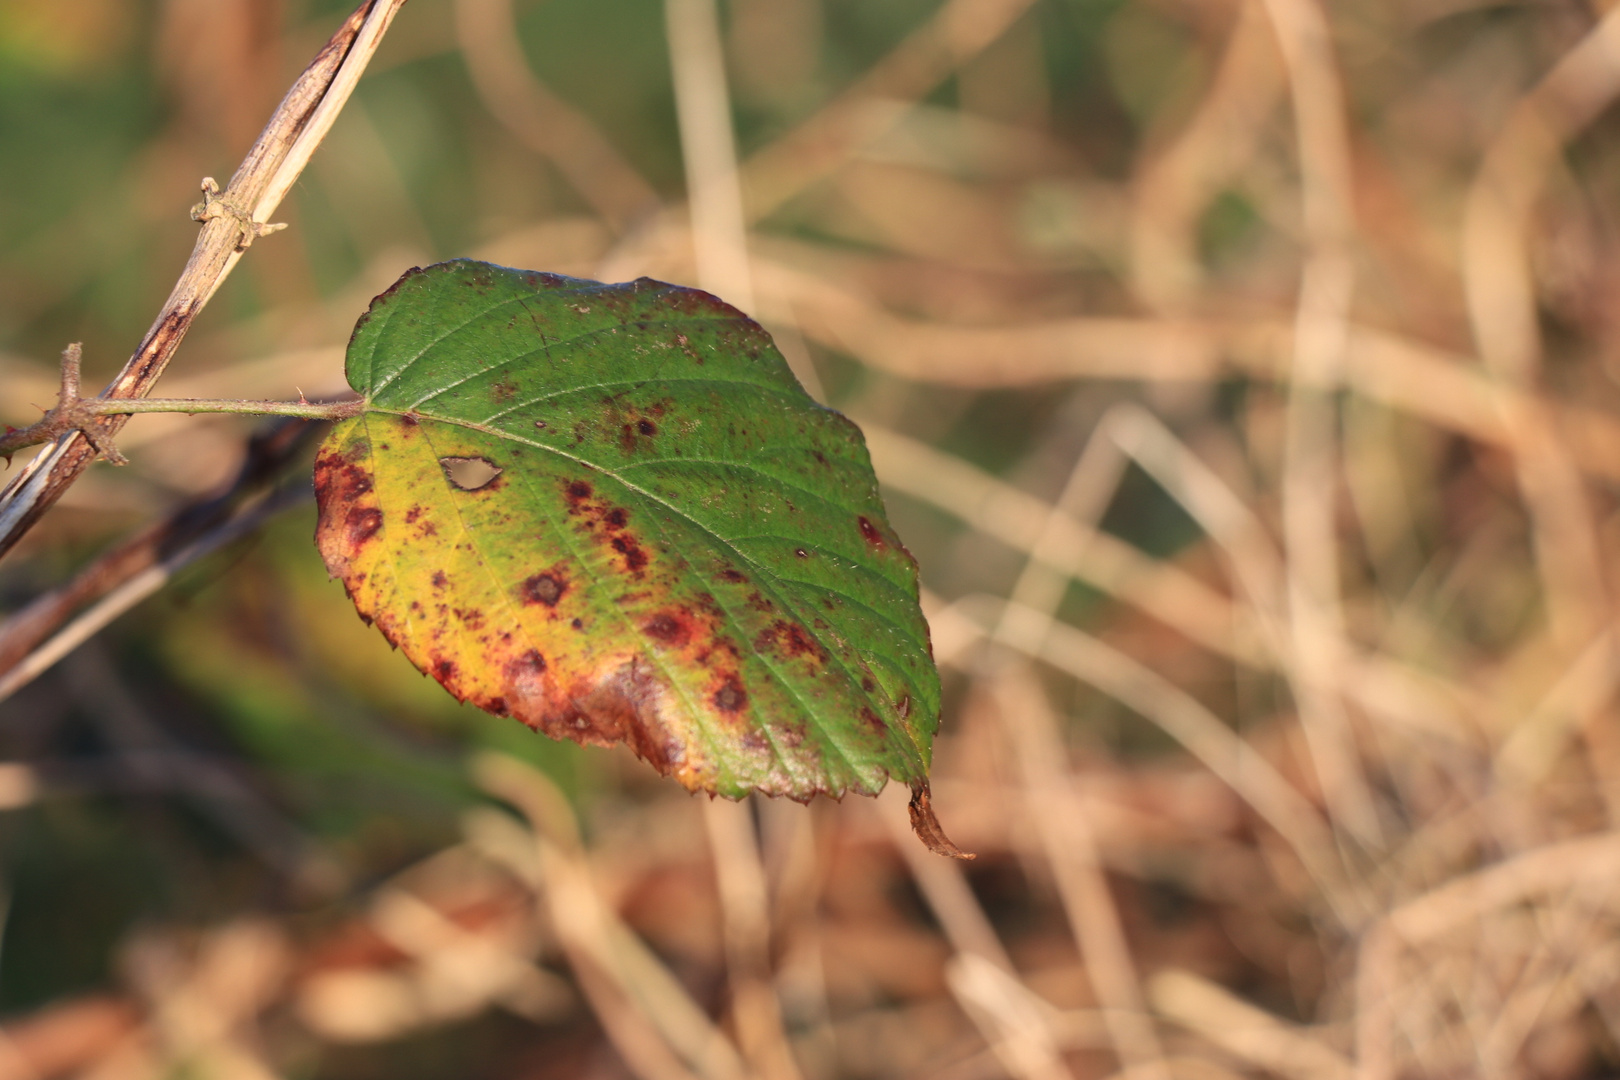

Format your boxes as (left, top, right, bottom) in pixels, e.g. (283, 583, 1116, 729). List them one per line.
(908, 780, 974, 860)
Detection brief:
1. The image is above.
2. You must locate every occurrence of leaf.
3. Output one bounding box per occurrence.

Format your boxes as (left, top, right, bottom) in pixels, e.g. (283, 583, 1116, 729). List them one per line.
(313, 260, 967, 857)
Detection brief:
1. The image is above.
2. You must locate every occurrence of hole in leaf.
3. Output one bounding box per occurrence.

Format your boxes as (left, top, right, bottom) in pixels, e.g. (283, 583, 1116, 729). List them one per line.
(440, 456, 502, 490)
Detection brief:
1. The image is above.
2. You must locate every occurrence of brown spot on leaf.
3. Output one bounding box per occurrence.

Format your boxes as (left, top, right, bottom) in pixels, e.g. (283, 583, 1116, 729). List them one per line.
(434, 658, 457, 683)
(520, 572, 566, 607)
(860, 706, 885, 734)
(719, 568, 747, 584)
(795, 548, 809, 559)
(858, 516, 886, 549)
(757, 620, 825, 662)
(637, 419, 657, 436)
(667, 286, 743, 319)
(491, 375, 519, 402)
(432, 571, 448, 589)
(643, 612, 692, 647)
(542, 661, 684, 774)
(611, 534, 649, 572)
(335, 464, 372, 499)
(713, 677, 747, 714)
(346, 507, 382, 546)
(561, 483, 650, 577)
(405, 505, 425, 524)
(499, 650, 550, 728)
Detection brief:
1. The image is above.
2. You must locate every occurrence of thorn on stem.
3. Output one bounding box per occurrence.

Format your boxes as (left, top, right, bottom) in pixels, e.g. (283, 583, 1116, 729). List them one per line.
(53, 342, 127, 466)
(190, 176, 286, 251)
(79, 424, 129, 467)
(59, 342, 82, 409)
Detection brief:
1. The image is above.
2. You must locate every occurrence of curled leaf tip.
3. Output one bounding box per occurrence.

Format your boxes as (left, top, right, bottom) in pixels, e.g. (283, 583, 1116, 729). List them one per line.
(909, 780, 973, 860)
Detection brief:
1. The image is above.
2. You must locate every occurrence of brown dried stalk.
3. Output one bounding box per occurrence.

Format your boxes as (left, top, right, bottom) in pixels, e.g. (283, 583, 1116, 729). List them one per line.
(0, 0, 407, 561)
(0, 417, 325, 700)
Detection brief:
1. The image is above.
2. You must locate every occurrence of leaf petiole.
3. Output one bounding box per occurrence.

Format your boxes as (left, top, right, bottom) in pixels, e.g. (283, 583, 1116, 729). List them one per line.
(76, 396, 365, 421)
(0, 343, 363, 465)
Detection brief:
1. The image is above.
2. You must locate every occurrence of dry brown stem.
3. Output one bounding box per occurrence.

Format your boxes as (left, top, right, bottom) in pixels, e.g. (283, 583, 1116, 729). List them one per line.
(1260, 0, 1385, 851)
(470, 754, 749, 1080)
(0, 418, 323, 697)
(1131, 0, 1284, 313)
(737, 0, 1040, 222)
(1149, 970, 1352, 1080)
(1461, 6, 1620, 651)
(702, 799, 804, 1080)
(997, 669, 1169, 1080)
(453, 0, 659, 231)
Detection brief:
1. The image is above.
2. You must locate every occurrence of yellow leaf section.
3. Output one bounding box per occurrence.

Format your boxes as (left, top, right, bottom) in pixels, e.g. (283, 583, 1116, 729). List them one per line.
(313, 411, 762, 794)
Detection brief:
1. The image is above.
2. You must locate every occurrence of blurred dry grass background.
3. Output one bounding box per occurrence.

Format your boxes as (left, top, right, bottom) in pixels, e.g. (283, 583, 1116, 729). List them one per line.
(4, 0, 1620, 1076)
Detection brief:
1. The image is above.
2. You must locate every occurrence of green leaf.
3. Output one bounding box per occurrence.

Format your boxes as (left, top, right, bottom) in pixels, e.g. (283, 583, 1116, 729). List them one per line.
(314, 260, 965, 856)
